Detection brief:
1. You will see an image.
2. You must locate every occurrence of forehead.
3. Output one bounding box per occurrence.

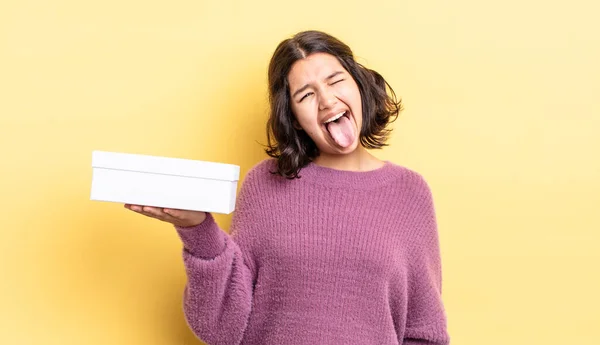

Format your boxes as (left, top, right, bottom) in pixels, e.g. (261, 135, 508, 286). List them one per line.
(287, 53, 345, 87)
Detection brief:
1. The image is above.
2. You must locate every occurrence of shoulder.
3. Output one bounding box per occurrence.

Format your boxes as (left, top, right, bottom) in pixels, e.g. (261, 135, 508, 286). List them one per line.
(247, 158, 278, 175)
(387, 164, 441, 249)
(239, 158, 284, 192)
(243, 158, 278, 183)
(386, 162, 434, 200)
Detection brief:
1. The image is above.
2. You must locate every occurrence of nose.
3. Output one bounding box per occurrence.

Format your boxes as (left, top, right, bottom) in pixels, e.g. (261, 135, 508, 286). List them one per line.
(318, 88, 338, 111)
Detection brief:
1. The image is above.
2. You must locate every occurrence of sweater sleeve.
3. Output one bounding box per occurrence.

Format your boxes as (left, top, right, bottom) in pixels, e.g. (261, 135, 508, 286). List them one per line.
(174, 167, 260, 345)
(402, 176, 450, 345)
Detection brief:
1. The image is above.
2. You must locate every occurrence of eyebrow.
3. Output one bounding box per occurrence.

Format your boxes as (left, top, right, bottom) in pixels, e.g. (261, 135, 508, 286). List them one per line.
(291, 71, 345, 99)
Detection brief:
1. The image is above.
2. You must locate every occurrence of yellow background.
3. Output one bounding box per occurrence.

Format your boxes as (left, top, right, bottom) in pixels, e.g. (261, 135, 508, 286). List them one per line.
(1, 0, 599, 344)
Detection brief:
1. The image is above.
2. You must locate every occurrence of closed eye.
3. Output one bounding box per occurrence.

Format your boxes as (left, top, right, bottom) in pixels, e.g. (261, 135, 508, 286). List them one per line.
(331, 79, 345, 85)
(299, 92, 314, 102)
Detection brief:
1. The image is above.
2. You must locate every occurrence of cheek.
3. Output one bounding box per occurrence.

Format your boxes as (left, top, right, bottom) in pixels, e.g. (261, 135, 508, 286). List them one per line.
(292, 108, 307, 126)
(291, 108, 314, 133)
(339, 83, 362, 111)
(292, 102, 318, 124)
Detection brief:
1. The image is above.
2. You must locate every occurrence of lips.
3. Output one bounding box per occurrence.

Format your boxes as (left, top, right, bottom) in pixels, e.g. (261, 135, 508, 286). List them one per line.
(322, 111, 356, 148)
(323, 110, 347, 124)
(321, 110, 351, 133)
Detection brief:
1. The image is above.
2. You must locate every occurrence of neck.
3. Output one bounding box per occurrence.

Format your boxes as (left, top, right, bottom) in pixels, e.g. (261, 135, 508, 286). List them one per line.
(313, 146, 383, 172)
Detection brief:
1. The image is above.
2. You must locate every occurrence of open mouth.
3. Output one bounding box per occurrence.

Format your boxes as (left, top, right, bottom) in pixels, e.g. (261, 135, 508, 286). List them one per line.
(323, 110, 348, 124)
(322, 111, 356, 148)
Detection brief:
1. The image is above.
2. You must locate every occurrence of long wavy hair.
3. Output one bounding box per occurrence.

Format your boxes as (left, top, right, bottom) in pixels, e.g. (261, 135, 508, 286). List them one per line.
(265, 30, 402, 179)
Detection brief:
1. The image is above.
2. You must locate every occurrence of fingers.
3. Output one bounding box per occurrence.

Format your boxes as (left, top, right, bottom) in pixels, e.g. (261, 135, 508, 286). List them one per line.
(141, 207, 171, 222)
(163, 208, 183, 219)
(125, 204, 145, 213)
(125, 204, 182, 223)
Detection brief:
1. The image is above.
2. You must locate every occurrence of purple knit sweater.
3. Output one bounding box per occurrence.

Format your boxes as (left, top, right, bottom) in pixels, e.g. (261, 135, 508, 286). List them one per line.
(175, 159, 449, 345)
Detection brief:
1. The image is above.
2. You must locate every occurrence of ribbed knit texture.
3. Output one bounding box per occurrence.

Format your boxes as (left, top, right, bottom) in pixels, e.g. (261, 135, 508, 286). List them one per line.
(175, 159, 449, 345)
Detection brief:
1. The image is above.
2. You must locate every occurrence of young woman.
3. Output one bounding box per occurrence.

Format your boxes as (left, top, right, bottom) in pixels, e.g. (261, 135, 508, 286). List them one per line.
(126, 30, 450, 345)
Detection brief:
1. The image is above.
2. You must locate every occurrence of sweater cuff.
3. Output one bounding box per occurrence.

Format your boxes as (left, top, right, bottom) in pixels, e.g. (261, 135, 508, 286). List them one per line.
(175, 213, 227, 259)
(404, 320, 450, 345)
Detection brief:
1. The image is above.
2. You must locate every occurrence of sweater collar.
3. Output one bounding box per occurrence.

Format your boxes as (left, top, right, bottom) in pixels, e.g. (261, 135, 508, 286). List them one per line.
(295, 160, 398, 189)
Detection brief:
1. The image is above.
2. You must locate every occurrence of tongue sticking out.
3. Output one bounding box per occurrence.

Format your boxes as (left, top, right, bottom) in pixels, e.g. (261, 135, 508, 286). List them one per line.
(326, 115, 356, 148)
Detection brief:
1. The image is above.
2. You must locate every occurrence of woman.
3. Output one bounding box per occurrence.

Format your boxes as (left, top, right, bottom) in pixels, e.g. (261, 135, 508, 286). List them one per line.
(126, 30, 450, 345)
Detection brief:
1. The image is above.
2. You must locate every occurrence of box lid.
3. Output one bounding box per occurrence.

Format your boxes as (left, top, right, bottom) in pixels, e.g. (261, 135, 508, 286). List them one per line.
(92, 150, 240, 181)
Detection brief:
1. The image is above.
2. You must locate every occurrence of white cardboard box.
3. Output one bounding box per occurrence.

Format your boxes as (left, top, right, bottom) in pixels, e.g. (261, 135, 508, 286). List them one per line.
(90, 150, 240, 214)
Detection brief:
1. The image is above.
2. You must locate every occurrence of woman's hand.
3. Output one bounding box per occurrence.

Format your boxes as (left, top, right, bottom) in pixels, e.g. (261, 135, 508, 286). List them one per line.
(124, 204, 207, 228)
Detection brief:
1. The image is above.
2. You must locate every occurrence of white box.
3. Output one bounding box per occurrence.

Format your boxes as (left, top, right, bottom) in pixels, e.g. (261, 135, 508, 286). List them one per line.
(90, 150, 240, 214)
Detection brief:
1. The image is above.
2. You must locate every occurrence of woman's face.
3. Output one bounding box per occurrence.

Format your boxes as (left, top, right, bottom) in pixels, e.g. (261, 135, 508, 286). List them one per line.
(287, 52, 363, 155)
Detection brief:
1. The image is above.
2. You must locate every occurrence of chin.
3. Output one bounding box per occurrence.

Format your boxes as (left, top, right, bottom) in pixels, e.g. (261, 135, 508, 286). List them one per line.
(319, 140, 361, 156)
(339, 141, 361, 155)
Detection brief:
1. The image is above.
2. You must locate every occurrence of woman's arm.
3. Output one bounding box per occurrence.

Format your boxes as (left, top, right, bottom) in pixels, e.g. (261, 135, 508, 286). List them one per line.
(175, 168, 260, 345)
(402, 177, 450, 345)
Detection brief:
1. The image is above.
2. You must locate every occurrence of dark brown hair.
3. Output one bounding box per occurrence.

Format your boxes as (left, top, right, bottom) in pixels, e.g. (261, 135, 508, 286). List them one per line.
(265, 30, 402, 179)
